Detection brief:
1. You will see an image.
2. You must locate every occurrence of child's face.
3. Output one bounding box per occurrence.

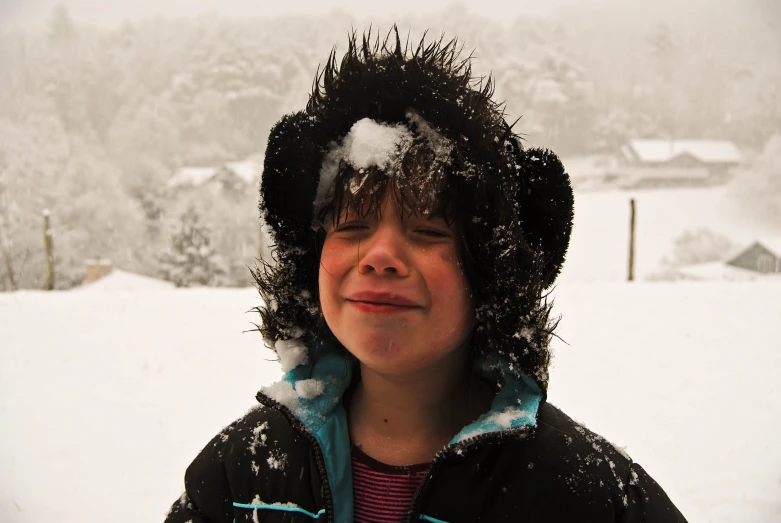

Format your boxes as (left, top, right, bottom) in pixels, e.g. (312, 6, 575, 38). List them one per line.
(319, 195, 475, 376)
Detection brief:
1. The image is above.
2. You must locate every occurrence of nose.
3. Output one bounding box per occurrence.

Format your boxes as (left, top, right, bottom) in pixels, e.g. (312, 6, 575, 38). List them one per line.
(358, 222, 410, 277)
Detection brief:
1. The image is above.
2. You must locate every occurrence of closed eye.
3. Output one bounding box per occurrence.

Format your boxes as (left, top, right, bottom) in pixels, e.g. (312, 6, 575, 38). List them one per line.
(415, 228, 451, 238)
(334, 222, 369, 233)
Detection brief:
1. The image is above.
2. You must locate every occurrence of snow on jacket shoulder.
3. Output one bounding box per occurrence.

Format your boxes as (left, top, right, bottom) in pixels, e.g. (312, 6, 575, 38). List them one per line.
(165, 403, 328, 523)
(164, 399, 686, 523)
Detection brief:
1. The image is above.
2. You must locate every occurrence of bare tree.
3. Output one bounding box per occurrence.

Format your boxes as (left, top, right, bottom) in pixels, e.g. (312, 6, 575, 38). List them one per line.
(0, 155, 17, 291)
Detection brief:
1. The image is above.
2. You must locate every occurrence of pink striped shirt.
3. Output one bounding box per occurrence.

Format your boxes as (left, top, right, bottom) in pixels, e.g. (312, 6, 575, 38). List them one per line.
(351, 445, 430, 523)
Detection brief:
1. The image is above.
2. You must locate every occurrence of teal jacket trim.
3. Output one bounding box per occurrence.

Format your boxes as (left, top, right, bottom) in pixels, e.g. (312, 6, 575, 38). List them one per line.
(450, 352, 542, 444)
(232, 502, 325, 518)
(260, 339, 356, 523)
(259, 338, 542, 522)
(315, 403, 354, 523)
(420, 515, 450, 523)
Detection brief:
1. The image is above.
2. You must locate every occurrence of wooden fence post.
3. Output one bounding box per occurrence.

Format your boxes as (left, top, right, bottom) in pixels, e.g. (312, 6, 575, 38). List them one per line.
(44, 209, 54, 290)
(628, 198, 636, 282)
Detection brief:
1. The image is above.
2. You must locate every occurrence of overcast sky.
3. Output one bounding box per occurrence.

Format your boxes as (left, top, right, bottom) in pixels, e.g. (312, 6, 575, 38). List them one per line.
(1, 0, 610, 29)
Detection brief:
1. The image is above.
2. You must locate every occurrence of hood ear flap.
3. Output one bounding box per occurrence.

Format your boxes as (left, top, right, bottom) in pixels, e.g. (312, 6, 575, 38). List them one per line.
(261, 112, 323, 250)
(513, 146, 574, 288)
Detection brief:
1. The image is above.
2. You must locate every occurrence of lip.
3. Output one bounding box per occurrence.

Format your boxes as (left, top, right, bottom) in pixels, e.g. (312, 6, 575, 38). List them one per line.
(345, 291, 422, 308)
(347, 301, 419, 314)
(345, 291, 422, 313)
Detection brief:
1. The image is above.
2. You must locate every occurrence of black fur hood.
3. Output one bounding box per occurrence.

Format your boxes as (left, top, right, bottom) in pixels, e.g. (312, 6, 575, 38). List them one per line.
(255, 29, 574, 394)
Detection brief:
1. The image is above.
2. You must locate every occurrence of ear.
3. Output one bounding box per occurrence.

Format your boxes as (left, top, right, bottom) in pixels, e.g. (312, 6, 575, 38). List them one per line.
(261, 112, 323, 249)
(514, 146, 574, 287)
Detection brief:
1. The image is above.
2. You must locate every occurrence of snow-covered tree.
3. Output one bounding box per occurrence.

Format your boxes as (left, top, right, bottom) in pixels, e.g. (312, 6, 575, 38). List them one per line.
(730, 134, 781, 227)
(159, 206, 226, 287)
(662, 228, 738, 268)
(47, 4, 78, 46)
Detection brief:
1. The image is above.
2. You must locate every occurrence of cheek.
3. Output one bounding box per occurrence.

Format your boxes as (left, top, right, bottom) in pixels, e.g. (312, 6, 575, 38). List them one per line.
(319, 240, 352, 311)
(428, 251, 473, 311)
(320, 235, 358, 266)
(319, 240, 345, 281)
(319, 250, 337, 297)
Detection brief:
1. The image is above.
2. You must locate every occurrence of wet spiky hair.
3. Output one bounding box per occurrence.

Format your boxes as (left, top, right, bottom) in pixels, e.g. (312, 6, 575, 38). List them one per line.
(254, 28, 573, 393)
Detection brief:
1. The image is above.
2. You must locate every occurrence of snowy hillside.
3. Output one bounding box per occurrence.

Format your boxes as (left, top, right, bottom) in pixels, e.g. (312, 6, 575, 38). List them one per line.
(1, 283, 779, 523)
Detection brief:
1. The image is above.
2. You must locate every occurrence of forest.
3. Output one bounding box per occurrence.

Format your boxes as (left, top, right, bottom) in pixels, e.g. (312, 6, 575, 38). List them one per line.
(1, 0, 779, 289)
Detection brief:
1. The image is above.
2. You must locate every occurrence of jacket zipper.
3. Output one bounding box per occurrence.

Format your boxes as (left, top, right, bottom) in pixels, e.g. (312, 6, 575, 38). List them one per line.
(257, 392, 533, 523)
(256, 392, 335, 523)
(406, 427, 533, 523)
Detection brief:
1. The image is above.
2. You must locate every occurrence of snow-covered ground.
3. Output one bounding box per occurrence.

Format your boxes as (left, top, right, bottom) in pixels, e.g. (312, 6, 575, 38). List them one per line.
(1, 188, 780, 523)
(1, 284, 779, 523)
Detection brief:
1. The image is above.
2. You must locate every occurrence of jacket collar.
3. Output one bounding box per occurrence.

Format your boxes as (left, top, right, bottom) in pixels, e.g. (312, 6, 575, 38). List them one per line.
(258, 338, 543, 443)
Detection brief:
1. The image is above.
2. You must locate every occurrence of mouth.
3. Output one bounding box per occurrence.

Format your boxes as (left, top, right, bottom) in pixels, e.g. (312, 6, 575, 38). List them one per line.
(346, 300, 420, 313)
(345, 292, 422, 313)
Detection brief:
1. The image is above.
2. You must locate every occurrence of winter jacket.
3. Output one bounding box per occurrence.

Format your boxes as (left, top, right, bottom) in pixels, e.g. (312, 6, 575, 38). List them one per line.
(164, 340, 686, 523)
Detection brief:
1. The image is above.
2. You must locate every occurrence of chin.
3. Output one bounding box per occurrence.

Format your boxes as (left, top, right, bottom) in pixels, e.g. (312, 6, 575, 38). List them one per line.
(358, 357, 430, 377)
(349, 333, 411, 358)
(350, 342, 455, 378)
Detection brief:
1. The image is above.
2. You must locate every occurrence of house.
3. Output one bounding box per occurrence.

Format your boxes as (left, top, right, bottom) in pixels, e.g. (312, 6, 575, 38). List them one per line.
(726, 239, 781, 274)
(78, 259, 175, 290)
(213, 161, 263, 193)
(165, 167, 218, 190)
(607, 139, 742, 188)
(674, 238, 781, 281)
(165, 159, 263, 194)
(561, 154, 619, 190)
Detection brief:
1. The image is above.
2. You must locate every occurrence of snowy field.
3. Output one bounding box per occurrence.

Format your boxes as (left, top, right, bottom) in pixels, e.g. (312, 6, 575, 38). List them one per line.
(1, 284, 779, 523)
(1, 187, 780, 523)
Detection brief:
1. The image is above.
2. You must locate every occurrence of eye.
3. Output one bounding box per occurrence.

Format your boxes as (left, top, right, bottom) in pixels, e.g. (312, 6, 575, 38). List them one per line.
(414, 227, 451, 238)
(334, 221, 369, 233)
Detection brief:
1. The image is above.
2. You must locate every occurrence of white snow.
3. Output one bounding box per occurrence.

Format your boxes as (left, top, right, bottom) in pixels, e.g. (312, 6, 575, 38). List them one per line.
(295, 379, 325, 399)
(166, 167, 218, 189)
(454, 407, 529, 443)
(314, 113, 451, 214)
(342, 118, 413, 171)
(260, 380, 300, 410)
(1, 188, 780, 523)
(274, 338, 308, 372)
(674, 261, 779, 281)
(627, 139, 743, 164)
(405, 110, 452, 161)
(266, 450, 288, 471)
(76, 269, 176, 291)
(0, 288, 282, 523)
(315, 118, 414, 213)
(248, 422, 269, 455)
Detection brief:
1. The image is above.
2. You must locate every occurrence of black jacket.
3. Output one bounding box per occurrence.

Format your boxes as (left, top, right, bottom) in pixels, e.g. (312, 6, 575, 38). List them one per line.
(165, 342, 686, 523)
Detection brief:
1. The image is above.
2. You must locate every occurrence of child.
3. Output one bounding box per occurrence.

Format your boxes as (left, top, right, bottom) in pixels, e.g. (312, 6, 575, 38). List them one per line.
(165, 30, 686, 523)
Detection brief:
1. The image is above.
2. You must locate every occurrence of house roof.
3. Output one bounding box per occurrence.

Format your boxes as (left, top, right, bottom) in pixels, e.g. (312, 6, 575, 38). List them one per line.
(626, 140, 743, 164)
(166, 159, 263, 189)
(753, 238, 781, 257)
(166, 167, 218, 189)
(724, 238, 781, 265)
(221, 160, 262, 184)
